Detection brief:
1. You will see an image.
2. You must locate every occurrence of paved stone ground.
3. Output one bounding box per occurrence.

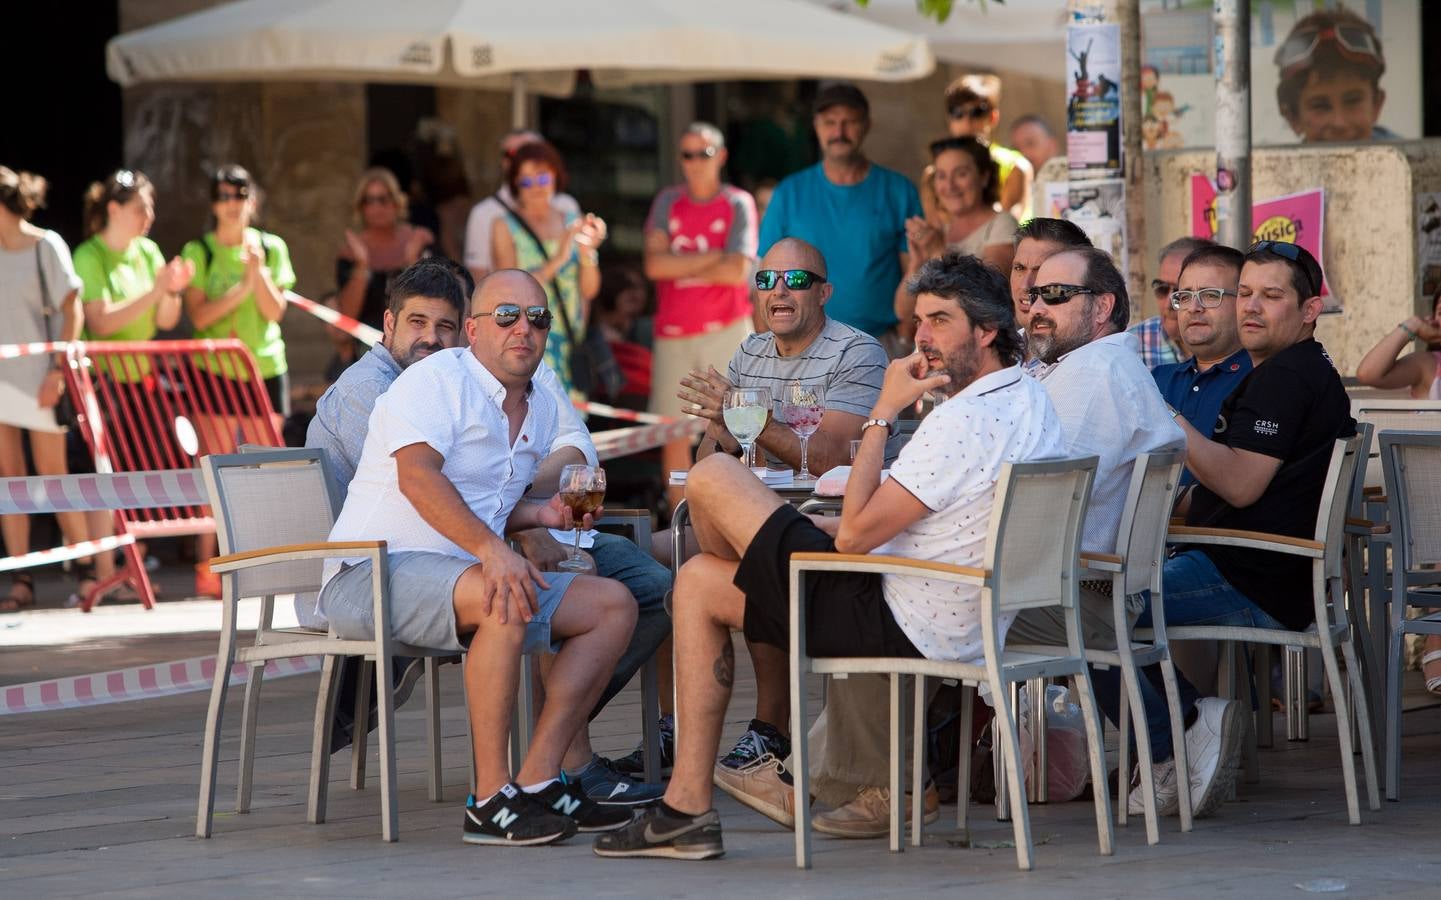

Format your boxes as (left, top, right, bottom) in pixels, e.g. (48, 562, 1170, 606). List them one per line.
(2, 576, 1440, 899)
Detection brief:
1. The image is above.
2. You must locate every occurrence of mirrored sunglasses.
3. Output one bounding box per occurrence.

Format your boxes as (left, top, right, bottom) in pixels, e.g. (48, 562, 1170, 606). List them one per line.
(475, 304, 552, 330)
(518, 173, 554, 189)
(755, 269, 826, 291)
(1026, 283, 1093, 306)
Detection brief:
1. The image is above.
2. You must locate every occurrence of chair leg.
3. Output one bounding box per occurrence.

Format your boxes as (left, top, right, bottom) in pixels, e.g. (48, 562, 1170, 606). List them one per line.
(351, 658, 373, 790)
(195, 641, 236, 838)
(1116, 673, 1130, 828)
(236, 660, 265, 814)
(790, 655, 812, 870)
(1255, 644, 1274, 749)
(640, 658, 662, 785)
(1318, 637, 1362, 825)
(425, 657, 443, 803)
(1384, 625, 1405, 801)
(912, 675, 926, 846)
(1119, 657, 1160, 845)
(888, 672, 905, 854)
(1072, 670, 1115, 856)
(957, 684, 974, 832)
(1158, 656, 1194, 832)
(309, 654, 343, 824)
(1028, 677, 1048, 804)
(374, 653, 399, 842)
(991, 674, 1034, 871)
(1341, 639, 1381, 812)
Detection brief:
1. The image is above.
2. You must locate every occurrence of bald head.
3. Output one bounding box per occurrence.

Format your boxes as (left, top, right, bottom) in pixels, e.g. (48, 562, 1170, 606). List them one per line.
(475, 268, 547, 309)
(761, 237, 827, 278)
(467, 268, 550, 386)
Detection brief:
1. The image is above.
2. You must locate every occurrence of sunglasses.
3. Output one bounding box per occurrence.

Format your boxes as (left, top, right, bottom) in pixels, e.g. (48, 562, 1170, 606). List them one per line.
(680, 146, 718, 161)
(518, 173, 554, 189)
(215, 187, 250, 202)
(947, 103, 992, 121)
(755, 269, 826, 291)
(475, 304, 552, 330)
(1274, 23, 1383, 80)
(360, 193, 393, 207)
(1247, 240, 1322, 296)
(1151, 279, 1176, 301)
(1169, 288, 1235, 310)
(1026, 283, 1093, 306)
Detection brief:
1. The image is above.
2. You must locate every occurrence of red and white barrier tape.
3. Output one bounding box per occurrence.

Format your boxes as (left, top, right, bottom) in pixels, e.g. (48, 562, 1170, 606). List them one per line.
(284, 291, 384, 347)
(0, 468, 205, 515)
(595, 418, 704, 461)
(572, 401, 675, 425)
(0, 654, 322, 716)
(0, 534, 136, 574)
(0, 341, 68, 360)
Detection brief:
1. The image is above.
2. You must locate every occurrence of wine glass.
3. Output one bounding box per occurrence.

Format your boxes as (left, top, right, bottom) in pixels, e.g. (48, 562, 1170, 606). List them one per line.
(723, 386, 771, 469)
(779, 381, 826, 480)
(556, 464, 605, 573)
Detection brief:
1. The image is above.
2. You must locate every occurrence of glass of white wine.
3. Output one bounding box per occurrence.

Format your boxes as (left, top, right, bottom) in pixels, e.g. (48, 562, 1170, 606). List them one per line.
(723, 386, 771, 469)
(556, 464, 605, 573)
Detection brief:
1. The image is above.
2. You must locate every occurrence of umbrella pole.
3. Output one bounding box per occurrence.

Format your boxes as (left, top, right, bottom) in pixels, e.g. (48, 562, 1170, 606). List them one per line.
(511, 74, 527, 130)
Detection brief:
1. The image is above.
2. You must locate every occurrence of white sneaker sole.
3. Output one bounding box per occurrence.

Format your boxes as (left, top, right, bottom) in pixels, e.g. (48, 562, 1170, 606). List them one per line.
(1192, 701, 1246, 819)
(592, 843, 725, 860)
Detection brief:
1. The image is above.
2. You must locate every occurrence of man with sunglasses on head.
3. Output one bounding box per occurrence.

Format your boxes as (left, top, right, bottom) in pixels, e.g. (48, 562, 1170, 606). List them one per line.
(944, 74, 1033, 220)
(318, 269, 657, 846)
(644, 122, 758, 514)
(595, 253, 1064, 860)
(1275, 7, 1394, 144)
(758, 83, 922, 355)
(1127, 237, 1213, 369)
(463, 130, 581, 283)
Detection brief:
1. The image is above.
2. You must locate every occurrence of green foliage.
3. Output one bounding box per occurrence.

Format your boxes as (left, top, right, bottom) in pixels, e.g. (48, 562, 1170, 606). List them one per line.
(853, 0, 999, 24)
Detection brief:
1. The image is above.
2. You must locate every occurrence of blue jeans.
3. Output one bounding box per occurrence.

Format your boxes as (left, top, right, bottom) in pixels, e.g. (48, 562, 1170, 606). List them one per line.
(1091, 549, 1284, 763)
(589, 531, 673, 719)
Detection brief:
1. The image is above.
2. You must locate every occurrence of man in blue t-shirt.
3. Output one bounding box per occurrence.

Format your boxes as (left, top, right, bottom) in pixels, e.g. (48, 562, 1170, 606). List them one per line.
(758, 83, 922, 352)
(1151, 244, 1252, 487)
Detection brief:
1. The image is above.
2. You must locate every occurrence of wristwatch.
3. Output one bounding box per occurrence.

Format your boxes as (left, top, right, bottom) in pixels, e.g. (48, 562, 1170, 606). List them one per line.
(861, 417, 896, 438)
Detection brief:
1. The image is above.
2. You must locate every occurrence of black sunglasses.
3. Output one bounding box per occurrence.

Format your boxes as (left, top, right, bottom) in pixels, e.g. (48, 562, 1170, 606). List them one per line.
(1026, 283, 1093, 306)
(755, 269, 826, 291)
(680, 146, 718, 161)
(1247, 240, 1321, 296)
(475, 304, 552, 330)
(948, 103, 992, 121)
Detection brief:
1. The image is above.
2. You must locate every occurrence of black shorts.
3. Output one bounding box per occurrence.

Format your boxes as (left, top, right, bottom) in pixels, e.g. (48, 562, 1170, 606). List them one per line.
(733, 504, 921, 660)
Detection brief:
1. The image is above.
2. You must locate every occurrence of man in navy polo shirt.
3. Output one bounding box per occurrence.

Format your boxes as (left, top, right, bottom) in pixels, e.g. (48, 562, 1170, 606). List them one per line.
(1151, 245, 1252, 486)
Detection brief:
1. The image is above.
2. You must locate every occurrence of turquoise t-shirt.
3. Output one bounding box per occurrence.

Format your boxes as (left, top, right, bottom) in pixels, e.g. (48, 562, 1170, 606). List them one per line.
(758, 162, 921, 337)
(181, 228, 296, 379)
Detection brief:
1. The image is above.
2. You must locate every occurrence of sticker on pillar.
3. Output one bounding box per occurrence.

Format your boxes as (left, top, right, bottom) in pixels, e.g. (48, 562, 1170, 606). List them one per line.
(1066, 22, 1122, 178)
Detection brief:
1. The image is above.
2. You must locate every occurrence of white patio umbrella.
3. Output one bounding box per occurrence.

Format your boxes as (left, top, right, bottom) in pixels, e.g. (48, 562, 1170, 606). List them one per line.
(107, 0, 936, 125)
(808, 0, 1067, 81)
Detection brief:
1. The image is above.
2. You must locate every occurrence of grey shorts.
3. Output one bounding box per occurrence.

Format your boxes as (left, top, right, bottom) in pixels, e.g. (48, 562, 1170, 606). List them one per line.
(318, 551, 575, 654)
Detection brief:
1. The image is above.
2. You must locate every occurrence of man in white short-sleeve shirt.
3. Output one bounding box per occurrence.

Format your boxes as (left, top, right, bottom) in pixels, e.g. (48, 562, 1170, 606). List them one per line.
(593, 253, 1064, 861)
(320, 270, 638, 847)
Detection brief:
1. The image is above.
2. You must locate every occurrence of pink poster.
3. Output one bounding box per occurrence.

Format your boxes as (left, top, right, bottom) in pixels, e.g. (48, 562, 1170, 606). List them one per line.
(1190, 175, 1334, 308)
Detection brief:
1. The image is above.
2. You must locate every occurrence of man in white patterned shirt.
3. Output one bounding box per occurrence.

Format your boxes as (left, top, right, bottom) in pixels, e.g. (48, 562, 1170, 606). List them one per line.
(594, 252, 1064, 860)
(321, 270, 638, 846)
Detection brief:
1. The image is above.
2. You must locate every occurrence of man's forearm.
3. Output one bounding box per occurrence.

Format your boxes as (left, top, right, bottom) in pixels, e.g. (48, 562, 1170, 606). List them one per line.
(530, 446, 587, 496)
(643, 249, 725, 281)
(399, 464, 508, 560)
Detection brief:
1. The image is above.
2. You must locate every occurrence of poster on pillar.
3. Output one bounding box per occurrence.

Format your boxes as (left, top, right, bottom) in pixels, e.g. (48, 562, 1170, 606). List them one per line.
(1418, 193, 1441, 306)
(1063, 179, 1127, 277)
(1189, 174, 1338, 312)
(1066, 22, 1123, 178)
(1139, 0, 1421, 149)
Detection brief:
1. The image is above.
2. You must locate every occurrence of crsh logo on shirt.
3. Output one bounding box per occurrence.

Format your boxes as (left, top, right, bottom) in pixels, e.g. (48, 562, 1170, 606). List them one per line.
(1254, 419, 1280, 437)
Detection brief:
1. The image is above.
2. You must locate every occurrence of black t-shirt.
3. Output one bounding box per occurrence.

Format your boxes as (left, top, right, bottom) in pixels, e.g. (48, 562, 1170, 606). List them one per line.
(1184, 338, 1355, 630)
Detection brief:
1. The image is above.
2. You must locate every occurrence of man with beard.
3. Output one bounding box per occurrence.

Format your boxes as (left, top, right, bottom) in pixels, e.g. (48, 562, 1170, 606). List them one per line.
(594, 252, 1065, 860)
(758, 83, 922, 354)
(1007, 217, 1091, 369)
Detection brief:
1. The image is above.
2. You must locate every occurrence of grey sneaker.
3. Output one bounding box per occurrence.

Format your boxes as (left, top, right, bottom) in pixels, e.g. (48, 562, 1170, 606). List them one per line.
(1127, 760, 1180, 817)
(1185, 697, 1245, 818)
(593, 803, 725, 860)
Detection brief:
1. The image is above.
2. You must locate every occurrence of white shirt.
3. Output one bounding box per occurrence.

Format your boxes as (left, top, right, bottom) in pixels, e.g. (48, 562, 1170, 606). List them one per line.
(324, 348, 558, 585)
(877, 366, 1066, 662)
(463, 186, 581, 273)
(1035, 331, 1185, 554)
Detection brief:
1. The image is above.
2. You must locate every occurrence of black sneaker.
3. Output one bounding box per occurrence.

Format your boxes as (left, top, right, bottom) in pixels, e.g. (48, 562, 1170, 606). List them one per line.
(532, 775, 634, 832)
(718, 719, 790, 771)
(593, 802, 725, 860)
(611, 714, 675, 778)
(462, 783, 577, 846)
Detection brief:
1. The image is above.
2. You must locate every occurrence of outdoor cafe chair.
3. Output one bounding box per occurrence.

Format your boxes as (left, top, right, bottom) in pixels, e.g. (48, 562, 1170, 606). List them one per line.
(1378, 430, 1441, 800)
(197, 448, 452, 842)
(1162, 436, 1380, 825)
(786, 455, 1112, 872)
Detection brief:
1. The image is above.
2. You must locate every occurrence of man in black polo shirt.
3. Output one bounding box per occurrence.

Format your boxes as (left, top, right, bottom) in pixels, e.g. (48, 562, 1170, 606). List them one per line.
(1101, 241, 1355, 822)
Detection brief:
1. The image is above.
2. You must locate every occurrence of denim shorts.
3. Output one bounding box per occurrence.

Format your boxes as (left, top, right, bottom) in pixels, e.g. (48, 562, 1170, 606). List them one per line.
(319, 550, 575, 654)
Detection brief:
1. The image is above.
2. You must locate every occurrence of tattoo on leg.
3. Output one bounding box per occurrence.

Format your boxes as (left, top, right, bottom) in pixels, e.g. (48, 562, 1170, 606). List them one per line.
(713, 641, 735, 688)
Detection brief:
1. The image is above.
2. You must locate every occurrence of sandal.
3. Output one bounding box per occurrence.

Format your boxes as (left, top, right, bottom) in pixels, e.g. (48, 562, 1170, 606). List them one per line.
(1422, 649, 1441, 697)
(1, 573, 37, 613)
(65, 562, 97, 609)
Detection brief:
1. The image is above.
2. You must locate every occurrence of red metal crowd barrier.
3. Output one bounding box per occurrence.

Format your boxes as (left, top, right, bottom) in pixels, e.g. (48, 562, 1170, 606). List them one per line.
(61, 339, 282, 611)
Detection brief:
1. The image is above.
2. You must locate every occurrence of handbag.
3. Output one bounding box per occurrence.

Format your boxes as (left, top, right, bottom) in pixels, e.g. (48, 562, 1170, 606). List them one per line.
(35, 238, 79, 430)
(498, 198, 622, 397)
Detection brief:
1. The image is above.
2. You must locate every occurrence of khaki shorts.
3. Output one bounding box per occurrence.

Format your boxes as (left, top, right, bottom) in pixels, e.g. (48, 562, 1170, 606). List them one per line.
(648, 318, 752, 419)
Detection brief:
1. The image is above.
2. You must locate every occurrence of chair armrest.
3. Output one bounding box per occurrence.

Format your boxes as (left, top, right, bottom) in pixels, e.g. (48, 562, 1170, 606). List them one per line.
(1166, 525, 1323, 558)
(790, 551, 988, 585)
(1080, 551, 1123, 574)
(1345, 517, 1391, 536)
(209, 540, 386, 574)
(1362, 486, 1384, 498)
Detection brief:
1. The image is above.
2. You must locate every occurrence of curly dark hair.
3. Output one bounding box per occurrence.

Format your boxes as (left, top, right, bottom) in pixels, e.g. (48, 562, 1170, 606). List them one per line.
(907, 251, 1023, 366)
